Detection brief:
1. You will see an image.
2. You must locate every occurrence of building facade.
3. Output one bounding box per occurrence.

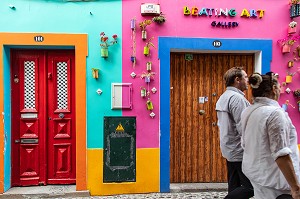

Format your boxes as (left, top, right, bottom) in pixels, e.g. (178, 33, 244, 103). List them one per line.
(0, 0, 298, 196)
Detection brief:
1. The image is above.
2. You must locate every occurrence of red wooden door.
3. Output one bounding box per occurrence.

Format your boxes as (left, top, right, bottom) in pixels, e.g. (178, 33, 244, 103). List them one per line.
(11, 50, 76, 186)
(47, 51, 76, 184)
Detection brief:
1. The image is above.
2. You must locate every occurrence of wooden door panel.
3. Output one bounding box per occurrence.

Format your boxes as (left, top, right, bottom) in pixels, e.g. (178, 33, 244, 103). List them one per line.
(53, 144, 71, 176)
(170, 53, 254, 183)
(20, 119, 39, 138)
(19, 144, 39, 185)
(53, 119, 71, 139)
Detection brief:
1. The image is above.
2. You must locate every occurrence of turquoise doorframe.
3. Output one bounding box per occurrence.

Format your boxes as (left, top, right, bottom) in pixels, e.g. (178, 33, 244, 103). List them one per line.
(3, 46, 11, 192)
(158, 37, 272, 192)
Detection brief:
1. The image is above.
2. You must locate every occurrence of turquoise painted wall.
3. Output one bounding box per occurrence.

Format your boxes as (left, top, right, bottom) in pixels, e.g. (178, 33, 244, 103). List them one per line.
(0, 0, 122, 189)
(0, 0, 122, 146)
(3, 47, 11, 192)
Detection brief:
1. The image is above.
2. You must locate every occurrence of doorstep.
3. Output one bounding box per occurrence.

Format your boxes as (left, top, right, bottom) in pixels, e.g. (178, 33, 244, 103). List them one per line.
(0, 185, 90, 199)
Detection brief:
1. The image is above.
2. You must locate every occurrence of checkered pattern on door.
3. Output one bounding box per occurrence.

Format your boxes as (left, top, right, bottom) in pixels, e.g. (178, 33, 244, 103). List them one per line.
(24, 61, 36, 109)
(57, 62, 68, 110)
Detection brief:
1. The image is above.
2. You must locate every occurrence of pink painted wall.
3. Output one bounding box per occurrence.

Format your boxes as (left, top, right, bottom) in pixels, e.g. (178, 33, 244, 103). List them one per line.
(123, 0, 300, 145)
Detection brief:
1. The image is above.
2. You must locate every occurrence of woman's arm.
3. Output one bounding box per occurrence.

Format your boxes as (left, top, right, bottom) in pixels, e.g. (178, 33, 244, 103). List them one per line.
(276, 155, 300, 198)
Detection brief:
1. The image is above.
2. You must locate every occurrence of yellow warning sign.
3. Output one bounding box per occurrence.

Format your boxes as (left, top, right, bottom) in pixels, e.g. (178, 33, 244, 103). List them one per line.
(116, 124, 125, 132)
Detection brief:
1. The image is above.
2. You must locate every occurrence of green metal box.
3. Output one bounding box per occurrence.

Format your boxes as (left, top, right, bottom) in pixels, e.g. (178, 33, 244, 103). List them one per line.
(103, 116, 136, 182)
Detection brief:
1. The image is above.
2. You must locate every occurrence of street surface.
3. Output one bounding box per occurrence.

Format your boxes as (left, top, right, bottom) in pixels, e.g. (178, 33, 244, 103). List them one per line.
(22, 192, 228, 199)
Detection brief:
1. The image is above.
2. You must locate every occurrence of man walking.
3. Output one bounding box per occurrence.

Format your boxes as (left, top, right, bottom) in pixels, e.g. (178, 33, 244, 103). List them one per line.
(215, 67, 254, 199)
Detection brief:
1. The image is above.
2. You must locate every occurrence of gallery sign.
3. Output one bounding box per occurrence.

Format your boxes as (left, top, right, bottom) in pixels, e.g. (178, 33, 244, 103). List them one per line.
(183, 7, 265, 28)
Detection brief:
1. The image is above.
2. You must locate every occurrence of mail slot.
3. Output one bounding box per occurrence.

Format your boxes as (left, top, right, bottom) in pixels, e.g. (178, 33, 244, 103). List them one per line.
(20, 138, 38, 144)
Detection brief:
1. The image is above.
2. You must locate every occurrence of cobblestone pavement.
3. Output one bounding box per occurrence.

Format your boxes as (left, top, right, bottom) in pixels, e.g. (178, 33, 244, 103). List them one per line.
(53, 192, 257, 199)
(18, 192, 227, 199)
(91, 192, 228, 198)
(3, 192, 258, 199)
(40, 192, 228, 199)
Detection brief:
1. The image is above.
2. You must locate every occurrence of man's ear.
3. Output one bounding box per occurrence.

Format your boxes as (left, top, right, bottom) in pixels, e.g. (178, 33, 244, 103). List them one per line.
(234, 76, 240, 83)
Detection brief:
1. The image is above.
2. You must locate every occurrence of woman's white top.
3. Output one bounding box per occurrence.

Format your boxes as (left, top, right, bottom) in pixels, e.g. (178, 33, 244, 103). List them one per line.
(241, 97, 300, 190)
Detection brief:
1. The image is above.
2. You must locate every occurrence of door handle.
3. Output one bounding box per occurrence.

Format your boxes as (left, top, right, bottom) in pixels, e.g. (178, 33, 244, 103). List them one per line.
(48, 73, 52, 79)
(199, 110, 205, 115)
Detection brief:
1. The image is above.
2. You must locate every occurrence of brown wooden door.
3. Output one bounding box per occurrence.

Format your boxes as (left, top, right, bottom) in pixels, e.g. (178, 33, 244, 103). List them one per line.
(11, 50, 76, 186)
(170, 53, 254, 183)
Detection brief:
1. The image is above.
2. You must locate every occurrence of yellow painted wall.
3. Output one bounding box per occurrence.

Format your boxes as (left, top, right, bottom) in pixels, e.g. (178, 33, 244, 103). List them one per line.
(87, 148, 159, 196)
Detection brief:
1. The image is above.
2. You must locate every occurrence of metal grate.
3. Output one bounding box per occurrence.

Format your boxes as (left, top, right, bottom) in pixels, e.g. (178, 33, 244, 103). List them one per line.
(57, 62, 68, 110)
(24, 61, 36, 109)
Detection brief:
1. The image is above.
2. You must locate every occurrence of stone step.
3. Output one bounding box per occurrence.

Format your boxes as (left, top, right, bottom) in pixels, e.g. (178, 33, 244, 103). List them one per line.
(0, 185, 90, 199)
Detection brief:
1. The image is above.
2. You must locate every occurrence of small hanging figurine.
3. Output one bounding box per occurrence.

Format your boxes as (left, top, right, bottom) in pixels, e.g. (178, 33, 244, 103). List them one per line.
(144, 37, 155, 56)
(146, 61, 152, 71)
(131, 18, 137, 68)
(141, 87, 147, 97)
(282, 100, 295, 111)
(146, 99, 154, 110)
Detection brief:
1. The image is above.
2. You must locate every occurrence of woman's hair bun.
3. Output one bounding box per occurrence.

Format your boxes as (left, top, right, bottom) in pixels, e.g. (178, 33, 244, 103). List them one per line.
(249, 73, 262, 89)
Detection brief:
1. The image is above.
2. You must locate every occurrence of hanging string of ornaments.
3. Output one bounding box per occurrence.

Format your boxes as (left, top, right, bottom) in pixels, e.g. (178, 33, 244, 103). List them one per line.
(131, 18, 137, 68)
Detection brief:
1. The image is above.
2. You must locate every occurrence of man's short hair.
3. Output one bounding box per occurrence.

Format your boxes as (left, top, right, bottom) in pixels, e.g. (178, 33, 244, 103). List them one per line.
(224, 67, 244, 87)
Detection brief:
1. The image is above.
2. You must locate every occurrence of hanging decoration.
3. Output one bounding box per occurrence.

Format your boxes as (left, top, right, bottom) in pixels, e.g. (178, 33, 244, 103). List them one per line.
(288, 60, 294, 67)
(144, 37, 155, 56)
(288, 21, 297, 34)
(294, 89, 300, 111)
(140, 87, 147, 97)
(150, 112, 156, 118)
(146, 99, 154, 110)
(152, 12, 166, 24)
(146, 61, 152, 71)
(293, 45, 300, 61)
(286, 71, 296, 83)
(277, 35, 300, 54)
(130, 72, 137, 78)
(139, 63, 157, 118)
(151, 87, 157, 93)
(280, 82, 286, 94)
(290, 0, 300, 18)
(91, 68, 99, 79)
(140, 71, 156, 83)
(139, 19, 152, 40)
(100, 32, 118, 58)
(96, 89, 103, 95)
(131, 18, 137, 68)
(282, 100, 295, 112)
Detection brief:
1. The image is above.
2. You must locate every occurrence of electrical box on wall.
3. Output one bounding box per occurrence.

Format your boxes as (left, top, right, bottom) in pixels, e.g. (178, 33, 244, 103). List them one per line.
(141, 3, 160, 15)
(103, 116, 136, 182)
(111, 83, 132, 109)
